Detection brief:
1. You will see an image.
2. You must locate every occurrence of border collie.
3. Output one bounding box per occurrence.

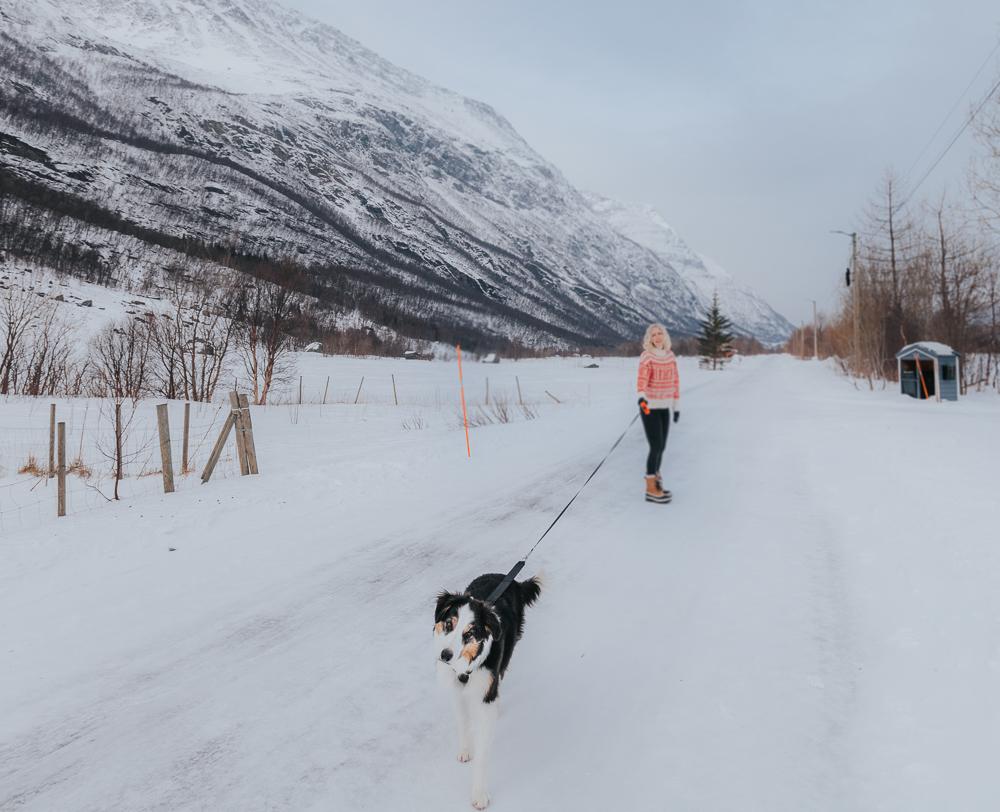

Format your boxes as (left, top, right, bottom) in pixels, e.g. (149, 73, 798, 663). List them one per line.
(434, 572, 542, 809)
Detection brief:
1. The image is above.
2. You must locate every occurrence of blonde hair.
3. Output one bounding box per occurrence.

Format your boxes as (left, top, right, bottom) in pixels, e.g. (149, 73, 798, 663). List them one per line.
(642, 323, 671, 353)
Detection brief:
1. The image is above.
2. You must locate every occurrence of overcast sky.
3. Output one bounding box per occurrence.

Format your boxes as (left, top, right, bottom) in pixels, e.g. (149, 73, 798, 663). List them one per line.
(287, 0, 1000, 324)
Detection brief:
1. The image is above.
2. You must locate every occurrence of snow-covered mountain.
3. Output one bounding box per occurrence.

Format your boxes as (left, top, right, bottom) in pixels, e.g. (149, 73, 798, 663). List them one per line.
(587, 195, 794, 344)
(0, 0, 790, 347)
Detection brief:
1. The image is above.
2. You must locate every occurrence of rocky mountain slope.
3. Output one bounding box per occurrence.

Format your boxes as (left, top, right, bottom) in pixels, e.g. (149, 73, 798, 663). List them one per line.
(0, 0, 790, 348)
(587, 195, 794, 343)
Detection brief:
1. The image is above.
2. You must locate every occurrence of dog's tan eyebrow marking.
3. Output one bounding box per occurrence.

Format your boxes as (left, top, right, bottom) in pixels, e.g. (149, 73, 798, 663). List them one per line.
(460, 640, 482, 663)
(435, 612, 459, 634)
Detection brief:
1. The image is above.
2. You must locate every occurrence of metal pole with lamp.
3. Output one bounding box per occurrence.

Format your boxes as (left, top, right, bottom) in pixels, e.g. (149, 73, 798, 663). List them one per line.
(831, 230, 858, 370)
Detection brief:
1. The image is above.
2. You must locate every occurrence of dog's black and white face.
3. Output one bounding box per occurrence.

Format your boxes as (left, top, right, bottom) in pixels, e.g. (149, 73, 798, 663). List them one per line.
(434, 593, 500, 682)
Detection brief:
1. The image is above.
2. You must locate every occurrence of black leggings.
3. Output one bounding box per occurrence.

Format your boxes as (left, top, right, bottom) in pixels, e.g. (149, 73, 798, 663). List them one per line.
(640, 408, 671, 476)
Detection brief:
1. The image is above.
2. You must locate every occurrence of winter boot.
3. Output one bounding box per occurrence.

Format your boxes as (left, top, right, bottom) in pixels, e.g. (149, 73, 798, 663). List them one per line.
(656, 472, 672, 502)
(645, 475, 670, 504)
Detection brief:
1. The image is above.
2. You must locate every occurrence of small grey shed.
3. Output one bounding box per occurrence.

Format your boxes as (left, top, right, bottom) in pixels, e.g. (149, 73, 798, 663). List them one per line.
(895, 341, 960, 401)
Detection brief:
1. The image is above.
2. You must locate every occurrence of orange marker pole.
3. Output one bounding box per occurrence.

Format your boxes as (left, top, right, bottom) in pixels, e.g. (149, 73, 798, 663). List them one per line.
(916, 358, 930, 400)
(457, 344, 472, 458)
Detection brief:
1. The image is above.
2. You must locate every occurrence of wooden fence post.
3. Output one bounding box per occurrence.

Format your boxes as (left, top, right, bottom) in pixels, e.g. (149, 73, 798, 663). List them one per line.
(114, 401, 123, 500)
(298, 376, 303, 405)
(354, 376, 365, 404)
(156, 404, 175, 494)
(201, 413, 237, 483)
(49, 403, 56, 478)
(182, 402, 191, 474)
(392, 374, 398, 406)
(238, 393, 259, 475)
(57, 421, 66, 516)
(323, 376, 330, 405)
(485, 377, 490, 405)
(516, 376, 523, 406)
(229, 391, 249, 476)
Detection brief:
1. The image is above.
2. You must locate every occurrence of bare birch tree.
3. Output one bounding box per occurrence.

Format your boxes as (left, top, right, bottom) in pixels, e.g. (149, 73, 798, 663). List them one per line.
(231, 279, 297, 404)
(90, 318, 154, 499)
(152, 273, 236, 402)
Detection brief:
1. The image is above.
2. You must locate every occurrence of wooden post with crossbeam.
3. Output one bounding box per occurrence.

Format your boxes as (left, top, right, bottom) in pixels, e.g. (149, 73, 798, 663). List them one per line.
(238, 393, 259, 475)
(201, 413, 236, 483)
(229, 391, 249, 476)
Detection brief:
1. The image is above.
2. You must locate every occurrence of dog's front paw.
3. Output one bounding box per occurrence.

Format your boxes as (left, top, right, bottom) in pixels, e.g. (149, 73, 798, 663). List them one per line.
(470, 790, 490, 809)
(457, 750, 472, 763)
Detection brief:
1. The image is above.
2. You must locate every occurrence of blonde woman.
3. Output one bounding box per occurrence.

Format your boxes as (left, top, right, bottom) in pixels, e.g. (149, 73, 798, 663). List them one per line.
(636, 323, 680, 503)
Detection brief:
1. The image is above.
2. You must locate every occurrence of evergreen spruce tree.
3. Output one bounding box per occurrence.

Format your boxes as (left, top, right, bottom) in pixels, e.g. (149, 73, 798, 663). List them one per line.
(698, 292, 735, 370)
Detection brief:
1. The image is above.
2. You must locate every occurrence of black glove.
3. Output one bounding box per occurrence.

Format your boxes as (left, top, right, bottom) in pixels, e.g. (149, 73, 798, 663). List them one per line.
(673, 410, 680, 424)
(638, 397, 649, 415)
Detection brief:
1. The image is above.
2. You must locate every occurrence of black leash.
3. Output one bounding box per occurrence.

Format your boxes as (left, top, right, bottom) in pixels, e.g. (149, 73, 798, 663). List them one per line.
(484, 411, 642, 604)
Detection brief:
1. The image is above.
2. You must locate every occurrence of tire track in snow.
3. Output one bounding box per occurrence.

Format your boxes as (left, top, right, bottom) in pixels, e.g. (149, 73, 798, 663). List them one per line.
(0, 406, 663, 811)
(489, 357, 861, 811)
(0, 362, 751, 811)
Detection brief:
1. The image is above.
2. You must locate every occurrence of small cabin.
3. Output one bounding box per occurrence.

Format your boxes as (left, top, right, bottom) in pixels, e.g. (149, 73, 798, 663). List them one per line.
(895, 342, 960, 401)
(403, 349, 433, 361)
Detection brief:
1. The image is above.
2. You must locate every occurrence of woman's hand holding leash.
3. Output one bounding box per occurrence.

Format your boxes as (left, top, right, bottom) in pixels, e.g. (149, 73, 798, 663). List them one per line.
(638, 397, 650, 415)
(673, 410, 680, 424)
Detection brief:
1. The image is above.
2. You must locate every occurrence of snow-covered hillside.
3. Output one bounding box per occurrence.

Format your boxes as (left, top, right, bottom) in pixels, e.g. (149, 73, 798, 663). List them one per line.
(588, 194, 794, 344)
(0, 0, 789, 347)
(2, 356, 998, 810)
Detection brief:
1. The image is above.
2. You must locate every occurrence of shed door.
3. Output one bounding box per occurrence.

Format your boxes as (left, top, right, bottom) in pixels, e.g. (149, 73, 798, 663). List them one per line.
(901, 358, 935, 398)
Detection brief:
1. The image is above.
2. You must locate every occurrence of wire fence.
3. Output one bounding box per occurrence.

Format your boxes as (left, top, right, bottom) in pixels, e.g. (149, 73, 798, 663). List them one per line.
(252, 359, 618, 410)
(0, 399, 242, 536)
(0, 359, 623, 537)
(962, 353, 1000, 394)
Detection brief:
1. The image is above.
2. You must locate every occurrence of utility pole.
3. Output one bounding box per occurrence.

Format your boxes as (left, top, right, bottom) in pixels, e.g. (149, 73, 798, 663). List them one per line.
(812, 299, 819, 359)
(850, 232, 859, 372)
(832, 230, 859, 372)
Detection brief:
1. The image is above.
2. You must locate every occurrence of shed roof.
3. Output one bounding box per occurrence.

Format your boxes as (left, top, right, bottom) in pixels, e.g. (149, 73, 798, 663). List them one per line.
(895, 341, 959, 359)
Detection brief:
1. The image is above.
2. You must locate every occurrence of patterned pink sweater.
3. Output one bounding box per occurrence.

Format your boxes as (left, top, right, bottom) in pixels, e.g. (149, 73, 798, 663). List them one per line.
(637, 350, 680, 409)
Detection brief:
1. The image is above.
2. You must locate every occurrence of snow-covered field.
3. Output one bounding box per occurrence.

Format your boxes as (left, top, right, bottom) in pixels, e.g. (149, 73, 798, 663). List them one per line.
(1, 355, 998, 811)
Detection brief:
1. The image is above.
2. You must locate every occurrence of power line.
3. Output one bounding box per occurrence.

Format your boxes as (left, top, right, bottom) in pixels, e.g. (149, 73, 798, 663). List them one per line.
(851, 38, 1000, 252)
(901, 36, 1000, 188)
(896, 72, 1000, 213)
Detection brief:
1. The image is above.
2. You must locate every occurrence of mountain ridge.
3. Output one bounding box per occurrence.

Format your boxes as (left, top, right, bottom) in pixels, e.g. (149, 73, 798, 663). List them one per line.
(0, 0, 791, 347)
(586, 194, 793, 343)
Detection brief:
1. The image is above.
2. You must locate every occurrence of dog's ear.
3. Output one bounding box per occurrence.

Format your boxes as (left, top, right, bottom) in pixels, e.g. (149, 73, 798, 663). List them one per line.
(482, 606, 502, 641)
(435, 591, 464, 622)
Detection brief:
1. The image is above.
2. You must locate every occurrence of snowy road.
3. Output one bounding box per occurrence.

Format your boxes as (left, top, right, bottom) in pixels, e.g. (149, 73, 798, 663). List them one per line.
(2, 356, 999, 811)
